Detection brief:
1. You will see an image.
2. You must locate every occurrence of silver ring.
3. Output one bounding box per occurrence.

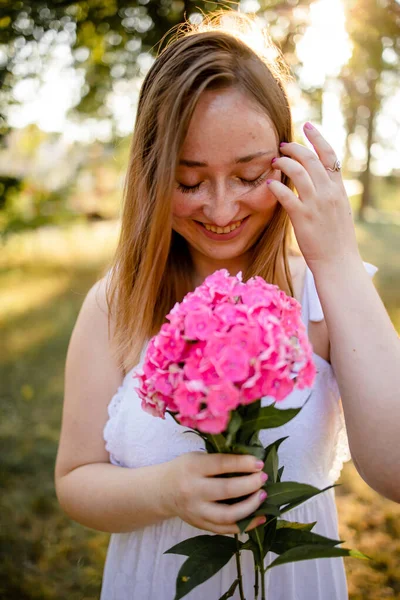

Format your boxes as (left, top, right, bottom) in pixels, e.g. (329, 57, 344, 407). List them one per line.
(325, 159, 341, 172)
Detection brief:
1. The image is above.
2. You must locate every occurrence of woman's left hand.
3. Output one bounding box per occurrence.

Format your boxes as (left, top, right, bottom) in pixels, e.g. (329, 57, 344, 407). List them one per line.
(267, 122, 360, 273)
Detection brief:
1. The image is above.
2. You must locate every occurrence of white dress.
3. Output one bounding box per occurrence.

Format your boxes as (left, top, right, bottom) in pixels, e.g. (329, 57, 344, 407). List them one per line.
(101, 261, 378, 600)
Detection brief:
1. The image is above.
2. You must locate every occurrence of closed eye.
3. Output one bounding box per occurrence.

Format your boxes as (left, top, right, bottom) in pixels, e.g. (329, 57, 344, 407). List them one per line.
(176, 173, 269, 194)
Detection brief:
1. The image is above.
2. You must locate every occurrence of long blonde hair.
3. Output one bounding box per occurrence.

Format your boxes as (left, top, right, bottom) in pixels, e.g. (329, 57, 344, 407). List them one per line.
(105, 10, 298, 372)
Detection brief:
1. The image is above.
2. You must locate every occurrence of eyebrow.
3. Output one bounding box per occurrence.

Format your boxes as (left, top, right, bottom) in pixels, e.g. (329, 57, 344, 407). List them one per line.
(178, 150, 275, 167)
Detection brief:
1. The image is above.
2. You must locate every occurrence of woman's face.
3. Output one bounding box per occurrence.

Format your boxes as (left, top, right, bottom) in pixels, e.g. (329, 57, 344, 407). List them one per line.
(172, 87, 281, 279)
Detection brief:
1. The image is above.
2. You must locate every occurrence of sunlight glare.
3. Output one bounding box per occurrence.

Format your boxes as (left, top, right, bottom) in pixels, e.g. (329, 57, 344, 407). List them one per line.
(296, 0, 352, 88)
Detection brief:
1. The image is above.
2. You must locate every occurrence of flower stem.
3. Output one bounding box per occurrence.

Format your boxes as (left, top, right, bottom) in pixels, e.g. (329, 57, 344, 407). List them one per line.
(260, 563, 266, 600)
(254, 528, 266, 600)
(234, 534, 246, 600)
(254, 564, 259, 599)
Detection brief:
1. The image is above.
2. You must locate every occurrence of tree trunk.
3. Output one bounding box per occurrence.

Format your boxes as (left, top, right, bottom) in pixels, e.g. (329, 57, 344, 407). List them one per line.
(358, 105, 376, 222)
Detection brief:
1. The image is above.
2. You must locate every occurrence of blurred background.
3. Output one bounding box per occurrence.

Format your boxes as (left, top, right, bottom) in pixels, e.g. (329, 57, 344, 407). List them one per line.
(0, 1, 399, 599)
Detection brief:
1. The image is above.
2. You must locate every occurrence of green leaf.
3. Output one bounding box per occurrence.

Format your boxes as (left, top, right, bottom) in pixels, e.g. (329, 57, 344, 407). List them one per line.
(169, 537, 239, 600)
(236, 501, 281, 534)
(165, 534, 240, 557)
(240, 399, 261, 421)
(252, 525, 265, 557)
(205, 440, 215, 453)
(262, 437, 288, 483)
(263, 519, 277, 555)
(270, 528, 343, 555)
(264, 481, 323, 507)
(264, 445, 278, 483)
(249, 520, 265, 546)
(237, 499, 281, 534)
(280, 484, 338, 514)
(241, 404, 302, 436)
(218, 579, 240, 599)
(208, 434, 227, 453)
(263, 437, 289, 463)
(241, 538, 257, 551)
(277, 466, 284, 481)
(254, 502, 282, 517)
(248, 431, 262, 446)
(266, 544, 371, 570)
(276, 520, 317, 532)
(232, 443, 265, 460)
(236, 516, 253, 534)
(226, 412, 243, 446)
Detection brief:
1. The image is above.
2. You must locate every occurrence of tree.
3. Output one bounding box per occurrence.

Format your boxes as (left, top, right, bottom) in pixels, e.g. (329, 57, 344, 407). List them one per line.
(340, 0, 400, 221)
(0, 0, 315, 136)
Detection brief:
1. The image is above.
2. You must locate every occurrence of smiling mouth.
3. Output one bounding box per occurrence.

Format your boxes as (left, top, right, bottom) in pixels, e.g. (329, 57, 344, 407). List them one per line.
(195, 217, 246, 234)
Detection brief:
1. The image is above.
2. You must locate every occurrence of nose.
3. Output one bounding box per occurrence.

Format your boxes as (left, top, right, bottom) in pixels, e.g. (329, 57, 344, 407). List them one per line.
(201, 182, 241, 227)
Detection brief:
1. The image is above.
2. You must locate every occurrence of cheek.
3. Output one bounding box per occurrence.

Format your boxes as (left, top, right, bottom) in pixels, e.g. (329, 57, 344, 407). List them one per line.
(250, 183, 278, 212)
(172, 194, 201, 219)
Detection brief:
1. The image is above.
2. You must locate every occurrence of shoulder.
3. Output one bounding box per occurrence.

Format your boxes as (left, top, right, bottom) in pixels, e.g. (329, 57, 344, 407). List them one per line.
(68, 274, 124, 381)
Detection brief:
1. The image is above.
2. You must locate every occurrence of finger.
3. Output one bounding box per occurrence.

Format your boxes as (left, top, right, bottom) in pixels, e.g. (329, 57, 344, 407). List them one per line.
(198, 514, 266, 535)
(303, 122, 341, 178)
(200, 452, 264, 477)
(266, 179, 304, 218)
(279, 141, 329, 188)
(203, 487, 267, 528)
(204, 470, 267, 502)
(272, 157, 315, 198)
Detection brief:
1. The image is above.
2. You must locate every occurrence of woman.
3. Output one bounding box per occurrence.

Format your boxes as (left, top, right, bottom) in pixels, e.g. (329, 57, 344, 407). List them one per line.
(55, 10, 400, 600)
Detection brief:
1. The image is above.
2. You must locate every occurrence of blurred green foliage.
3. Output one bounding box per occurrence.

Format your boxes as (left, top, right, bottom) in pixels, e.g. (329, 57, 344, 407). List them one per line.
(0, 0, 315, 124)
(0, 0, 398, 230)
(341, 0, 400, 219)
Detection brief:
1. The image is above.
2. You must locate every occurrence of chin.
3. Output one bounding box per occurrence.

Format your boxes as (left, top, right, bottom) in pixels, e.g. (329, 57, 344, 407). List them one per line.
(190, 235, 257, 263)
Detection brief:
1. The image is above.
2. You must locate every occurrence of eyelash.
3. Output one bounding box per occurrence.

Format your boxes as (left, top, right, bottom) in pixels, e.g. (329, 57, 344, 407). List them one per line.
(176, 174, 268, 194)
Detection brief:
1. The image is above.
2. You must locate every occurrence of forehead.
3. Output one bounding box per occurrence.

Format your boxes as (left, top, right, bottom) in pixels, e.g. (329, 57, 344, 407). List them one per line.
(179, 87, 277, 165)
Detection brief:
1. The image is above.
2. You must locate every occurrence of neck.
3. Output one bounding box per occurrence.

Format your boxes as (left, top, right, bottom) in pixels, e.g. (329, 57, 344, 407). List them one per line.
(191, 250, 252, 289)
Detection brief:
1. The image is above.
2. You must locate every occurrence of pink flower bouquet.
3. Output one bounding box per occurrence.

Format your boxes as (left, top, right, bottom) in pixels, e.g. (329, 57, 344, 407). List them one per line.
(134, 269, 367, 600)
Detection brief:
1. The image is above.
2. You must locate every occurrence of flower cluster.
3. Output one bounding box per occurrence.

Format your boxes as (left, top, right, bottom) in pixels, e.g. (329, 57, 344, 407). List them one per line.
(134, 269, 316, 434)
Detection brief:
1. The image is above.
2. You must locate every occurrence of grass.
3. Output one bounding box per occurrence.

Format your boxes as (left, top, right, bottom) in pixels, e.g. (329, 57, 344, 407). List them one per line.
(0, 215, 399, 599)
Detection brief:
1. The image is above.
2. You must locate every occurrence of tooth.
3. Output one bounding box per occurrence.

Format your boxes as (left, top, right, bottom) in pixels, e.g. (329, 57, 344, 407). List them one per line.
(203, 218, 243, 233)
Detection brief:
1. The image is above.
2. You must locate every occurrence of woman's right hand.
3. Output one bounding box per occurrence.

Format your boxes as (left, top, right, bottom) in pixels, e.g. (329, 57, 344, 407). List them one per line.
(163, 451, 268, 534)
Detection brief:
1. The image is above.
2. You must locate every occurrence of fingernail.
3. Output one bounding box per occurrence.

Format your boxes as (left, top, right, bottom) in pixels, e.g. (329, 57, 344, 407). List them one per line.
(255, 460, 264, 470)
(280, 142, 287, 146)
(259, 490, 268, 501)
(271, 157, 278, 163)
(260, 472, 268, 482)
(257, 517, 267, 526)
(304, 122, 314, 130)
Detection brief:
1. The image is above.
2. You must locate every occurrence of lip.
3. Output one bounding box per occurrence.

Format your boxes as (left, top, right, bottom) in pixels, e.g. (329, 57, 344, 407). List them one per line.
(193, 216, 249, 241)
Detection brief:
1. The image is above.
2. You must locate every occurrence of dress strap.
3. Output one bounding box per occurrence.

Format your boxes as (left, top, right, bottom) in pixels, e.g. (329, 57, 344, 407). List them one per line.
(300, 260, 379, 326)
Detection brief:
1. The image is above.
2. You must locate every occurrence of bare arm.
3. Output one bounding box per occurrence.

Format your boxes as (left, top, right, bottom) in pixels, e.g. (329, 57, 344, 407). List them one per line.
(312, 255, 400, 503)
(56, 462, 176, 533)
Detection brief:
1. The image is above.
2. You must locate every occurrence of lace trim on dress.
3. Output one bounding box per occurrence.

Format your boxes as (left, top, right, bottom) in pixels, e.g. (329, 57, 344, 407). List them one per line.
(328, 393, 352, 482)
